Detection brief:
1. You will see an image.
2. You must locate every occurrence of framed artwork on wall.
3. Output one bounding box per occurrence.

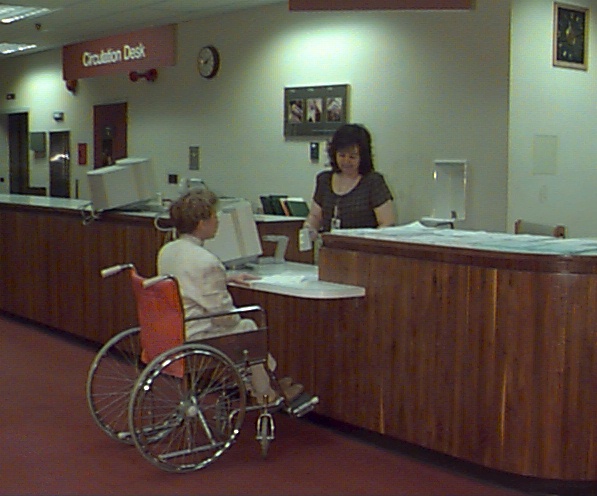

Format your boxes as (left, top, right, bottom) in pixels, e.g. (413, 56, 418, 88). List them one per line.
(284, 84, 349, 138)
(553, 2, 589, 70)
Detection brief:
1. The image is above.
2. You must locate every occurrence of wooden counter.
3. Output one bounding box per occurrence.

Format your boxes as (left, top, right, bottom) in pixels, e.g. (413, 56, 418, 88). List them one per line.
(316, 225, 597, 482)
(229, 283, 365, 424)
(0, 201, 165, 343)
(0, 198, 314, 344)
(7, 193, 593, 485)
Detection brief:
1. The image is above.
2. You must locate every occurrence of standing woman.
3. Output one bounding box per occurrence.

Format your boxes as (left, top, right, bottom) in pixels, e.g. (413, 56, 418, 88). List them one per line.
(303, 123, 395, 237)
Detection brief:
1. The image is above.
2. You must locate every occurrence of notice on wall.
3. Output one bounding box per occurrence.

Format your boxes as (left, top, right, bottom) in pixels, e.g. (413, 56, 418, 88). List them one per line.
(532, 135, 558, 175)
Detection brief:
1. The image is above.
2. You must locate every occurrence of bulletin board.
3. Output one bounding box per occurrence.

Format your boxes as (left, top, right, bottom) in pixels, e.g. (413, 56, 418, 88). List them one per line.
(284, 84, 349, 138)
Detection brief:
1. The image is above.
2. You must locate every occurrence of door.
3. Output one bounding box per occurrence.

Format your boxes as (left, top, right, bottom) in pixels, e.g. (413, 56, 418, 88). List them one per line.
(49, 131, 71, 198)
(8, 112, 29, 194)
(93, 102, 127, 168)
(8, 112, 48, 196)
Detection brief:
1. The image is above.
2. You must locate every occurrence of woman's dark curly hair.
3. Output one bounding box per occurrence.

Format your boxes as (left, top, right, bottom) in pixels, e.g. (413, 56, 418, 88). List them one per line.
(327, 123, 374, 174)
(169, 188, 218, 234)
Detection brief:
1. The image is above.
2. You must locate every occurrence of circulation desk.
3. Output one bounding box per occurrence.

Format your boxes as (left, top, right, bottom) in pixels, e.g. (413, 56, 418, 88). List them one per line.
(314, 222, 597, 482)
(0, 194, 313, 344)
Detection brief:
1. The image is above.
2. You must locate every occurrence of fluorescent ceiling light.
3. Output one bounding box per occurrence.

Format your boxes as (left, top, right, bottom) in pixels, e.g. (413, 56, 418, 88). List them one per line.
(0, 5, 54, 24)
(0, 4, 53, 55)
(0, 42, 37, 54)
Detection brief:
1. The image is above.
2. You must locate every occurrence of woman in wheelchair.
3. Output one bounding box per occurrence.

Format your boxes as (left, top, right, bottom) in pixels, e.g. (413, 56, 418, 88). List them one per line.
(158, 188, 303, 405)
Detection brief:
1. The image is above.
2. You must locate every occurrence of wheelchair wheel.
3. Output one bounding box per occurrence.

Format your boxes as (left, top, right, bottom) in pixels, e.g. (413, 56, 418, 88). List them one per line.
(86, 327, 142, 444)
(257, 412, 274, 459)
(128, 343, 246, 472)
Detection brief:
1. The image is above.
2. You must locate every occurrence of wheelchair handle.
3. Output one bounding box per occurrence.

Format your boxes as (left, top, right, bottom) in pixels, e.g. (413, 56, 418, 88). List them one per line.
(100, 264, 133, 278)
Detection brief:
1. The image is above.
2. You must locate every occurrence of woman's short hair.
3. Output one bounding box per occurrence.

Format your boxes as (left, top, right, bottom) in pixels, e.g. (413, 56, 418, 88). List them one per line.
(169, 189, 218, 234)
(327, 123, 374, 174)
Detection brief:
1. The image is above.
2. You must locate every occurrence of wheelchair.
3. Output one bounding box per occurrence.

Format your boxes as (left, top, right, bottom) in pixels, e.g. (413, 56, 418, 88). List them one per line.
(86, 263, 319, 473)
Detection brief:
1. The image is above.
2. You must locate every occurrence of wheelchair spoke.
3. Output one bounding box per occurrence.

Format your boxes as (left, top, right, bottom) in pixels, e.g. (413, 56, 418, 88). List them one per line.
(86, 328, 142, 444)
(129, 345, 246, 472)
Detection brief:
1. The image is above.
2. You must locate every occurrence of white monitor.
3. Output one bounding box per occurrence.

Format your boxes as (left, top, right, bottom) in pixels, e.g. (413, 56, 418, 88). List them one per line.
(87, 157, 156, 212)
(203, 199, 263, 269)
(115, 157, 157, 203)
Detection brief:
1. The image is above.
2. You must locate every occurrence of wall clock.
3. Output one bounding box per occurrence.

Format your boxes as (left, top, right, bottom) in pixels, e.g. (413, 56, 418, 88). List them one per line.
(198, 45, 220, 79)
(553, 3, 589, 70)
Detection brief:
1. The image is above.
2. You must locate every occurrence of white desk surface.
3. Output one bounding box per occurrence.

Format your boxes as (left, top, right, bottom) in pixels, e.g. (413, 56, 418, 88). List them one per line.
(227, 261, 365, 300)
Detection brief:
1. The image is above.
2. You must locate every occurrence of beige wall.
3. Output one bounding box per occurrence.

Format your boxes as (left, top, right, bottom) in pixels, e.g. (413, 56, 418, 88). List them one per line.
(0, 1, 510, 232)
(509, 0, 597, 238)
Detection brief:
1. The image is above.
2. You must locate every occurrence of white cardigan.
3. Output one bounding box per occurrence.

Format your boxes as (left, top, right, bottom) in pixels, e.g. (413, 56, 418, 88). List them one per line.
(157, 234, 254, 340)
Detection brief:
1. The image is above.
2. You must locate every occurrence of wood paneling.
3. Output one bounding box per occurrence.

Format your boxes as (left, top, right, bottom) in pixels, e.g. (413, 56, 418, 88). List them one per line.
(317, 236, 597, 481)
(0, 207, 312, 345)
(230, 287, 368, 427)
(0, 205, 164, 343)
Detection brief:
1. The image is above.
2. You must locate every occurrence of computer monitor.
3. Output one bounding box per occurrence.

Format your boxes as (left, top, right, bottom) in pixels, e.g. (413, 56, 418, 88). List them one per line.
(86, 157, 157, 212)
(203, 199, 263, 269)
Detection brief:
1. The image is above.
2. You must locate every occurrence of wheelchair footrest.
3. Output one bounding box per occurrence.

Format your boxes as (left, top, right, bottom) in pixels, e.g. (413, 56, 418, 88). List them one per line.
(285, 392, 319, 418)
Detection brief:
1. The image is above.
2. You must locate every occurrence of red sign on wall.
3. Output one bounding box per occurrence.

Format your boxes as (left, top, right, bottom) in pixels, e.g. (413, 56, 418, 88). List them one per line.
(62, 24, 177, 81)
(78, 143, 87, 165)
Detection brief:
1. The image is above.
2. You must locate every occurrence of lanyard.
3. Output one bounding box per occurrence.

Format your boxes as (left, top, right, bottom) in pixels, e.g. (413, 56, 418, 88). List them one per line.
(331, 204, 341, 231)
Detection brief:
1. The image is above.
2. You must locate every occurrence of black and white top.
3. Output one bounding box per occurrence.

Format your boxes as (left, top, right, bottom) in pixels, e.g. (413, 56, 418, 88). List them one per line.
(313, 170, 393, 232)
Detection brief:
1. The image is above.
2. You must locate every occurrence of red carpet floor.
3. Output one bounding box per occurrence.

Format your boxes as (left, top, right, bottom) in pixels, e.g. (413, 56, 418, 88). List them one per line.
(0, 314, 529, 496)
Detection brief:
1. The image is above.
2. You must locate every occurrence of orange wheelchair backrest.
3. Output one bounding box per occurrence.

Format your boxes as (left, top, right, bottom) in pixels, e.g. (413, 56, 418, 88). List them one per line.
(129, 269, 185, 377)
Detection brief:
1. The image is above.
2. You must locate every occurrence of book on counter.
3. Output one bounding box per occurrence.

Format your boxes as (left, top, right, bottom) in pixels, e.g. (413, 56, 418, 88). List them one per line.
(260, 194, 309, 217)
(280, 197, 309, 217)
(260, 194, 287, 215)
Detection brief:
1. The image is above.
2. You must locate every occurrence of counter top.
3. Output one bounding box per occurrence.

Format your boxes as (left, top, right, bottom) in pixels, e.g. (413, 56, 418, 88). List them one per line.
(253, 214, 305, 223)
(227, 261, 365, 299)
(120, 211, 306, 222)
(0, 193, 90, 210)
(328, 221, 597, 256)
(0, 194, 305, 223)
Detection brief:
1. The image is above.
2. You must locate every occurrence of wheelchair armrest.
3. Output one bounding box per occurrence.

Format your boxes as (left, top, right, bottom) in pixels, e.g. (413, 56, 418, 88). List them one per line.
(142, 274, 175, 288)
(184, 304, 263, 322)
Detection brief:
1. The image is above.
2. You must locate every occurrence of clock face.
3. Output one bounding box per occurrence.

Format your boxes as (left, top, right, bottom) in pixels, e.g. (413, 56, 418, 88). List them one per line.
(198, 45, 220, 79)
(554, 5, 588, 68)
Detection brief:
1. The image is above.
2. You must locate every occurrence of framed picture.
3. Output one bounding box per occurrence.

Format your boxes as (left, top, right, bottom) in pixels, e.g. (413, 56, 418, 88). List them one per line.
(553, 2, 589, 70)
(284, 84, 349, 138)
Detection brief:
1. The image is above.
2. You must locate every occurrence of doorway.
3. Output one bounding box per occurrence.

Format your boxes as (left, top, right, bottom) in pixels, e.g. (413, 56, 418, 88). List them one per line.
(7, 112, 46, 195)
(93, 102, 127, 168)
(49, 131, 71, 198)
